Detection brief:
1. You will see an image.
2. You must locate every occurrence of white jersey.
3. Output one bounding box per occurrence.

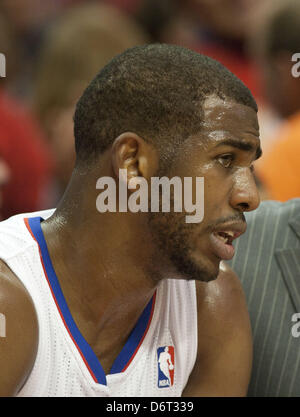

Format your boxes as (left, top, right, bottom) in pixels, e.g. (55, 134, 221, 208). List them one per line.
(0, 210, 198, 397)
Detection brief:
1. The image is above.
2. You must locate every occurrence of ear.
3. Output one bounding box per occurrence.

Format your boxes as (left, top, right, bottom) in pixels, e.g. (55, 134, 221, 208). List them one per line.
(111, 132, 158, 183)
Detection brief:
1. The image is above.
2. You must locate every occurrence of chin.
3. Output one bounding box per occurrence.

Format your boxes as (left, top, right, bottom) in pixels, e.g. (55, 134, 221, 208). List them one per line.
(172, 252, 220, 283)
(187, 250, 221, 282)
(194, 267, 219, 283)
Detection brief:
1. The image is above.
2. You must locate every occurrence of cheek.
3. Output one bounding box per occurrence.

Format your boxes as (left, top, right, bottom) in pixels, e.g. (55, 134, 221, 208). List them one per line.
(149, 210, 197, 248)
(169, 157, 233, 220)
(200, 164, 232, 211)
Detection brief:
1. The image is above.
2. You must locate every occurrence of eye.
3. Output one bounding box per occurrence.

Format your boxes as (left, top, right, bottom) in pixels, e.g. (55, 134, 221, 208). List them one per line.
(217, 154, 235, 168)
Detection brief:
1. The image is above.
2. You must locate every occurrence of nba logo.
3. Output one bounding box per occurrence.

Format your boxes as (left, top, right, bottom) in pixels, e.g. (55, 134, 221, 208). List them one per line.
(157, 346, 175, 388)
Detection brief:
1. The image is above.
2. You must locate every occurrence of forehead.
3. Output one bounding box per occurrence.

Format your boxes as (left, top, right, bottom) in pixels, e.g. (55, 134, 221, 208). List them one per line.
(201, 96, 260, 139)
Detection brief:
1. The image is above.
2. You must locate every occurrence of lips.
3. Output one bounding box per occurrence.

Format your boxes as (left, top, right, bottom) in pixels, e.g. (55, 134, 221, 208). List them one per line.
(209, 222, 246, 261)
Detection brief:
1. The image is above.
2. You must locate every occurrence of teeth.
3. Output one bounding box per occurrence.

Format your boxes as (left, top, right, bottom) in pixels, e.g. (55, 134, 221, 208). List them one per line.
(216, 230, 236, 244)
(217, 233, 228, 244)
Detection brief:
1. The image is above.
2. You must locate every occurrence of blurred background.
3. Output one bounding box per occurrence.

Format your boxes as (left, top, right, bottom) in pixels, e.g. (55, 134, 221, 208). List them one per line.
(0, 0, 299, 220)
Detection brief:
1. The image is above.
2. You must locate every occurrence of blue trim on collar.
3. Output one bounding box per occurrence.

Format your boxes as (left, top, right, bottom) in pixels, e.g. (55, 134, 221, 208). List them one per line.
(27, 216, 155, 384)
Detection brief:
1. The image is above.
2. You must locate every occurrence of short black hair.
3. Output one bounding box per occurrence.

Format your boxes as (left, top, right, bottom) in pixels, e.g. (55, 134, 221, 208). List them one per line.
(74, 43, 257, 165)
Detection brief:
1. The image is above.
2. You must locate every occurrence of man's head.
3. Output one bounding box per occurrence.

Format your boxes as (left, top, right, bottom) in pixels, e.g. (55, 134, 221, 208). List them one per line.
(72, 44, 261, 282)
(74, 43, 257, 166)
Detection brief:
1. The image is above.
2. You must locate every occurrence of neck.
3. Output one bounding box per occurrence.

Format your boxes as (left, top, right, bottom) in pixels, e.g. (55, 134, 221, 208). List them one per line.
(41, 169, 162, 347)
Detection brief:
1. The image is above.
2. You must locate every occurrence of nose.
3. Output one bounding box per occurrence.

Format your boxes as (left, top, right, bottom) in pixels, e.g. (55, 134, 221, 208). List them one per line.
(230, 168, 260, 213)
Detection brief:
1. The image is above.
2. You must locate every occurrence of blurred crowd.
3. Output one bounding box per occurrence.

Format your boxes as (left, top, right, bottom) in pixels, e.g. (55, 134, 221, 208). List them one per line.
(0, 0, 299, 220)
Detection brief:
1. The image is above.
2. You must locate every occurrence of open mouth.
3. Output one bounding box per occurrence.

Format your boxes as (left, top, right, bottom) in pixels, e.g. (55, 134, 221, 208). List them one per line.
(209, 226, 245, 261)
(214, 231, 235, 246)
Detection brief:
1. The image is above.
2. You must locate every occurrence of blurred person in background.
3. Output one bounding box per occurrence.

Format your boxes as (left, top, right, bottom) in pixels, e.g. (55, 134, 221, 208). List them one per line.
(0, 90, 53, 220)
(0, 12, 17, 83)
(249, 0, 300, 201)
(0, 0, 82, 103)
(33, 2, 148, 202)
(0, 13, 53, 219)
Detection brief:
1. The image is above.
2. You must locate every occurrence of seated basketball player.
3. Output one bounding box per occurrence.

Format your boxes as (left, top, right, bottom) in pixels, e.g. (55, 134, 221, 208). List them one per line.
(0, 44, 261, 396)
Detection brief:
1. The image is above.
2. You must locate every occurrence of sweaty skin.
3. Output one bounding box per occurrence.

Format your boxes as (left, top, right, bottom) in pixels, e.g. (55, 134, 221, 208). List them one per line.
(0, 261, 38, 396)
(183, 262, 252, 396)
(0, 96, 260, 396)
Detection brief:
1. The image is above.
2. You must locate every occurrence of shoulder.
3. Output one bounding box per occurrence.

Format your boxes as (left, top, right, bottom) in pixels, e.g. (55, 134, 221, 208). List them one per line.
(183, 262, 252, 396)
(195, 262, 250, 349)
(0, 259, 38, 396)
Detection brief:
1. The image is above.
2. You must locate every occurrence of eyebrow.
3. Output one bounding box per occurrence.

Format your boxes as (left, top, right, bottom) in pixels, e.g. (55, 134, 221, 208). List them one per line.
(215, 139, 262, 160)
